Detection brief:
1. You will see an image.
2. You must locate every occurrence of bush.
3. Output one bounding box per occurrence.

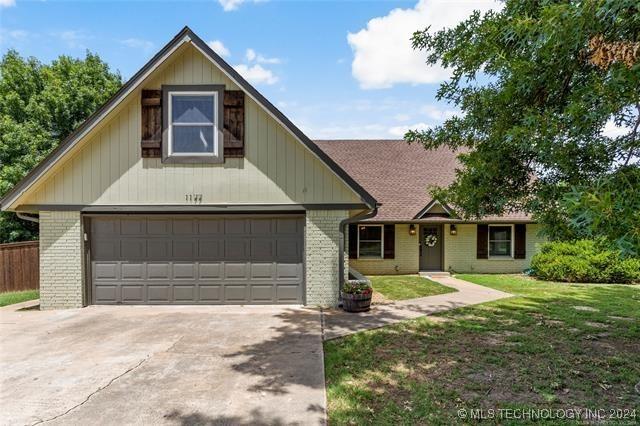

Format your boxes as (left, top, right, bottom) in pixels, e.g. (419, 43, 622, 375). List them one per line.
(531, 240, 640, 284)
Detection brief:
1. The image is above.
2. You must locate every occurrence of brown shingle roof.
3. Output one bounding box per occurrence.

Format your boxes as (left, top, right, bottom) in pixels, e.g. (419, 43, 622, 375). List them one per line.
(315, 140, 532, 222)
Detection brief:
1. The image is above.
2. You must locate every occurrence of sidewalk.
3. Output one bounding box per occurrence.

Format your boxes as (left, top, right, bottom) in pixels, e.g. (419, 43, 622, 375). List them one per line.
(322, 276, 511, 340)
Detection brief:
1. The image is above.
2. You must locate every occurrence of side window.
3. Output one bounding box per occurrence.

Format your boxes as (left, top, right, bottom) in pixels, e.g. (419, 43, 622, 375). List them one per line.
(358, 225, 383, 258)
(488, 225, 512, 257)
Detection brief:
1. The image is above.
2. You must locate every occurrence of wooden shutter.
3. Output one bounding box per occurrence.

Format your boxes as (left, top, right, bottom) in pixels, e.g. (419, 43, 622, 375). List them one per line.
(140, 89, 162, 158)
(383, 224, 395, 259)
(514, 224, 526, 259)
(223, 90, 244, 158)
(348, 224, 358, 259)
(477, 224, 489, 259)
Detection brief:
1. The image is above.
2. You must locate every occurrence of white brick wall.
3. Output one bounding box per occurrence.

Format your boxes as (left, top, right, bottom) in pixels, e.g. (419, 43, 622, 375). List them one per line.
(444, 223, 545, 273)
(39, 211, 84, 309)
(350, 224, 419, 275)
(305, 210, 347, 307)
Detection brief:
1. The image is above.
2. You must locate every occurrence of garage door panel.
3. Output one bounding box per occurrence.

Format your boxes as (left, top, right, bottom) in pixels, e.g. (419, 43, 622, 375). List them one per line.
(94, 241, 118, 260)
(225, 263, 248, 279)
(199, 285, 222, 302)
(251, 285, 274, 302)
(173, 240, 196, 259)
(121, 239, 146, 259)
(198, 240, 223, 258)
(225, 239, 249, 260)
(91, 216, 303, 305)
(224, 285, 248, 302)
(199, 263, 223, 279)
(173, 263, 196, 280)
(251, 239, 275, 260)
(147, 239, 171, 259)
(121, 263, 145, 280)
(148, 285, 171, 302)
(94, 262, 119, 280)
(174, 285, 196, 301)
(121, 286, 144, 302)
(121, 219, 146, 235)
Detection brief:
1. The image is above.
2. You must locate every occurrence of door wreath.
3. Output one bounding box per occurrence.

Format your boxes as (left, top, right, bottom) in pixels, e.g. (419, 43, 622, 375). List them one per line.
(424, 234, 438, 247)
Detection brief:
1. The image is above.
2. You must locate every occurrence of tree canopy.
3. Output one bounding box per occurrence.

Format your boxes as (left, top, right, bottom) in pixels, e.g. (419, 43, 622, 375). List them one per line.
(407, 0, 640, 256)
(0, 50, 122, 242)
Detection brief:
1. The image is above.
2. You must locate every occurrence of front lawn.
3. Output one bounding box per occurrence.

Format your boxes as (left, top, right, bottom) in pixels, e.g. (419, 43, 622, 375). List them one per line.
(325, 274, 640, 424)
(370, 275, 456, 301)
(0, 290, 39, 307)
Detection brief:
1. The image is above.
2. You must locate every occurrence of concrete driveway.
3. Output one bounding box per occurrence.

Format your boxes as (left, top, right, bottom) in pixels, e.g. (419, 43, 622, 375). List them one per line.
(0, 304, 325, 425)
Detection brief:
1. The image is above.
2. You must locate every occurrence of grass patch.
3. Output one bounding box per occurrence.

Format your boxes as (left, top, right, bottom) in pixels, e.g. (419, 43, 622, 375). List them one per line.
(0, 290, 39, 307)
(325, 274, 640, 424)
(370, 275, 456, 301)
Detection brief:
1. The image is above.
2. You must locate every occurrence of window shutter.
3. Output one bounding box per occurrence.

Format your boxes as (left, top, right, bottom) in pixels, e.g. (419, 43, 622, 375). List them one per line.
(514, 224, 526, 259)
(477, 224, 488, 259)
(383, 224, 395, 259)
(348, 224, 358, 259)
(140, 89, 162, 158)
(223, 90, 244, 158)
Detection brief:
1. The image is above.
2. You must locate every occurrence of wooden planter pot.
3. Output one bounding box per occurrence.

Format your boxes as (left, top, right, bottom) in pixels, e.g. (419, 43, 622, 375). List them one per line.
(341, 292, 372, 313)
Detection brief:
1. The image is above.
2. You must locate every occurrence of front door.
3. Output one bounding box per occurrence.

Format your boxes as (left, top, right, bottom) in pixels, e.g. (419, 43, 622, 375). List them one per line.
(419, 224, 443, 271)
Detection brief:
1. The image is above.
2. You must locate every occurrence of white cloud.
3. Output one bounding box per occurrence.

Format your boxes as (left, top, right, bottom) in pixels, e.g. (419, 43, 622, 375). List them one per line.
(0, 0, 16, 8)
(218, 0, 266, 12)
(388, 122, 430, 137)
(119, 38, 154, 52)
(0, 29, 29, 44)
(421, 105, 461, 121)
(348, 0, 500, 89)
(393, 113, 411, 122)
(602, 119, 630, 138)
(301, 123, 389, 140)
(208, 40, 230, 57)
(233, 64, 278, 85)
(54, 30, 91, 49)
(245, 48, 281, 64)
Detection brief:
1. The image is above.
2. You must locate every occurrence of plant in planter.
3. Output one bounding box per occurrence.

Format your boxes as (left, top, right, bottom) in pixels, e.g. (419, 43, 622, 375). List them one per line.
(341, 279, 372, 312)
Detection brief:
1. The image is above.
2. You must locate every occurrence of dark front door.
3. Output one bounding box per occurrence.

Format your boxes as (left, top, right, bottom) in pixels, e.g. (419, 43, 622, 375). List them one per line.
(419, 224, 443, 271)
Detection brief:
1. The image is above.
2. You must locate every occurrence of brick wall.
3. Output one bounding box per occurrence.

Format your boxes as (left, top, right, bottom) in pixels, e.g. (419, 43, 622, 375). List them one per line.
(39, 211, 84, 309)
(305, 210, 347, 307)
(350, 224, 419, 275)
(444, 223, 545, 273)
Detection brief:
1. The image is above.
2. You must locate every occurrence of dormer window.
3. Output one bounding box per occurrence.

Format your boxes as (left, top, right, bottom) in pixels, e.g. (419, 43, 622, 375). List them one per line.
(162, 85, 224, 163)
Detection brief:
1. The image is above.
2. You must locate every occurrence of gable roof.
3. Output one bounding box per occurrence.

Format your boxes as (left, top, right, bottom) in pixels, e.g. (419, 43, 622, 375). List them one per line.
(315, 140, 533, 222)
(1, 27, 376, 211)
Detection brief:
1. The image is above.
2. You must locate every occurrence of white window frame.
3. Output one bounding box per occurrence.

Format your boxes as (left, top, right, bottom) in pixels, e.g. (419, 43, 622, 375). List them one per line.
(488, 224, 514, 259)
(357, 224, 384, 259)
(167, 91, 219, 157)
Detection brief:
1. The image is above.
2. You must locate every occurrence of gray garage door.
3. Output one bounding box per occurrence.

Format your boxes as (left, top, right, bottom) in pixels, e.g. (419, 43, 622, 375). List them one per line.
(90, 215, 304, 305)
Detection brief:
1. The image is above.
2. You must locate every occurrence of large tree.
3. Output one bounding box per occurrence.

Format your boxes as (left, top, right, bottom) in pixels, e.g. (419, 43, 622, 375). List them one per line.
(407, 0, 639, 255)
(0, 50, 122, 242)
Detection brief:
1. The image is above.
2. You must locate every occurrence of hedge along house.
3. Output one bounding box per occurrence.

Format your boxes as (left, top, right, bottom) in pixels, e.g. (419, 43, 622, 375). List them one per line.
(0, 27, 378, 309)
(316, 140, 545, 276)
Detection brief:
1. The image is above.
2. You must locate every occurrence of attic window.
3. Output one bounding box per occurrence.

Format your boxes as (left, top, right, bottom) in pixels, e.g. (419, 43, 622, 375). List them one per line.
(162, 85, 224, 163)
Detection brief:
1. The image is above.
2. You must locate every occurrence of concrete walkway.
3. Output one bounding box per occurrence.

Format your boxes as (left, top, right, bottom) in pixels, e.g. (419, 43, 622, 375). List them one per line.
(322, 275, 511, 340)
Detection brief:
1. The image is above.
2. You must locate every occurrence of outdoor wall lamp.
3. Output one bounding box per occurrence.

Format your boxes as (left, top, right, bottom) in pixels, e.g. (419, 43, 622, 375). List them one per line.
(408, 224, 416, 236)
(450, 224, 457, 235)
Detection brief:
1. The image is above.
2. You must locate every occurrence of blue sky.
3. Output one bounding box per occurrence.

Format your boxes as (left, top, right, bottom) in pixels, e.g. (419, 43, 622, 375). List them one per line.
(0, 0, 498, 139)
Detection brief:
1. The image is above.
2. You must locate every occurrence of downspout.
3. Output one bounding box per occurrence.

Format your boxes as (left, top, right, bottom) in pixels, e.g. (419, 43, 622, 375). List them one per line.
(338, 204, 378, 303)
(17, 212, 39, 223)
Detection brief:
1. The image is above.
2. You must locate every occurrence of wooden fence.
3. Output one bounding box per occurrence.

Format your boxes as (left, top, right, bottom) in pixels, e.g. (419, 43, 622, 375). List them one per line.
(0, 241, 39, 293)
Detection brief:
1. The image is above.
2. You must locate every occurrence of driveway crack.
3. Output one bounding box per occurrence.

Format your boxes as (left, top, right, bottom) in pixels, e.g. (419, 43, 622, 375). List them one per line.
(31, 356, 149, 425)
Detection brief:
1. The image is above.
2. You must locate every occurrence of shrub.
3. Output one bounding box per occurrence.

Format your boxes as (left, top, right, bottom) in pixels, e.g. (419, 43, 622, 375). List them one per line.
(342, 280, 372, 295)
(531, 239, 640, 283)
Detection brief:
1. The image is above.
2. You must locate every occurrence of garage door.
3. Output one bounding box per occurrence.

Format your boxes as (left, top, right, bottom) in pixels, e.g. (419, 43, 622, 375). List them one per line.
(89, 215, 304, 304)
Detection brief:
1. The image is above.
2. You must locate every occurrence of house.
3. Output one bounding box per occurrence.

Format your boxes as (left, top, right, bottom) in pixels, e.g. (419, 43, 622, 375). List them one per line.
(0, 27, 543, 310)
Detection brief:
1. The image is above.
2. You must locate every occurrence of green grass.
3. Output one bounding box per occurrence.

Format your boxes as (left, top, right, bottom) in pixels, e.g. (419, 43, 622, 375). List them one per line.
(0, 290, 39, 307)
(370, 275, 456, 301)
(325, 274, 640, 425)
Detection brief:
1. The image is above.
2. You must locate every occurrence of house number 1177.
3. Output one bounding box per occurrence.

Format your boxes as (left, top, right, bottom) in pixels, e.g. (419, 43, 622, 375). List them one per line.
(185, 194, 203, 204)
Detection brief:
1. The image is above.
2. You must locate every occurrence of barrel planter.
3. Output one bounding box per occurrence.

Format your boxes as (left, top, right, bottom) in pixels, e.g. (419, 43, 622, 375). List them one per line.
(341, 291, 372, 312)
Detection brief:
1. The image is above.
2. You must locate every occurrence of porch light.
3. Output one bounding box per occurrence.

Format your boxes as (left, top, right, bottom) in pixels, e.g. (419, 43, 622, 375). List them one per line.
(450, 224, 457, 235)
(408, 224, 416, 236)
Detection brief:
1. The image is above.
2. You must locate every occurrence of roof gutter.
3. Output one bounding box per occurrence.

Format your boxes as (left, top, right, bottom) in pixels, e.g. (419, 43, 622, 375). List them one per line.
(17, 212, 39, 223)
(338, 205, 378, 303)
